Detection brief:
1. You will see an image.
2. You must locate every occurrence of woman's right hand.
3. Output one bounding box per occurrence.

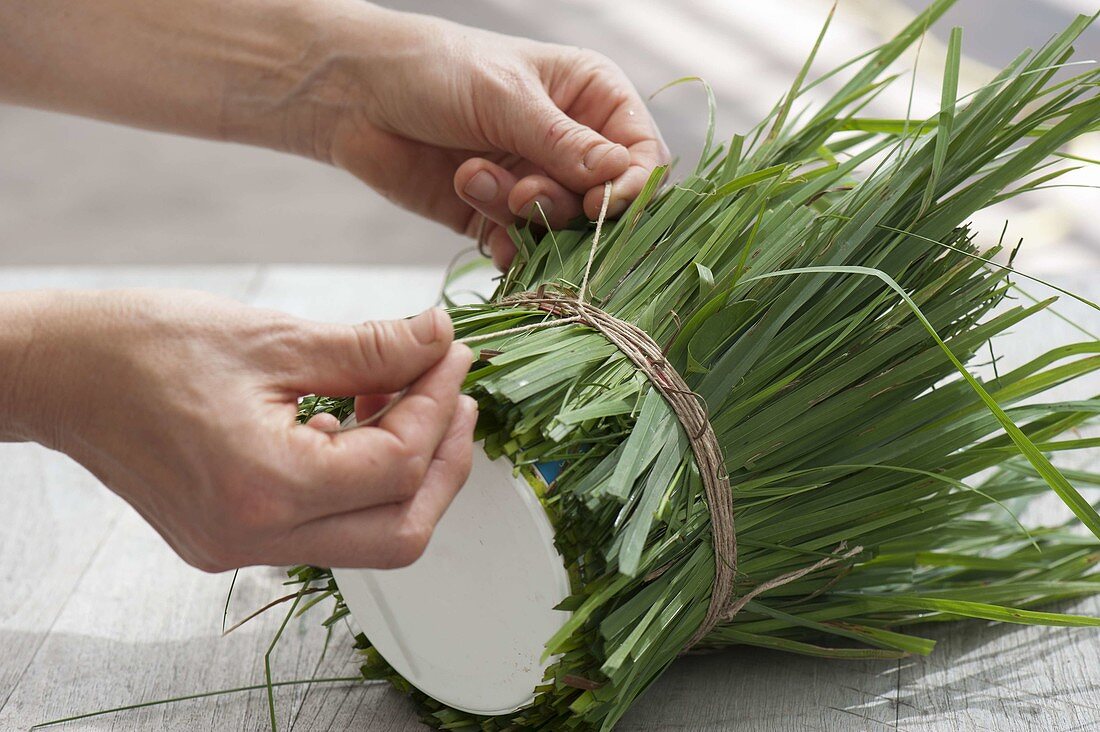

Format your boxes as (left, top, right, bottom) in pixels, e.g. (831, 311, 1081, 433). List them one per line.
(0, 289, 475, 572)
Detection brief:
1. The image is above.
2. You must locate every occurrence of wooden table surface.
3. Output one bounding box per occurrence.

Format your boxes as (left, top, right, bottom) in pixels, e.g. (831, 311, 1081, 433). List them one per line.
(1, 265, 1098, 732)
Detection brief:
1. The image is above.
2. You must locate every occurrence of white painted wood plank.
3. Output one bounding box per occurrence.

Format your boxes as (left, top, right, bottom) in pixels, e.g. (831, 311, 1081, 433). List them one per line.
(0, 507, 361, 730)
(0, 445, 123, 712)
(247, 263, 498, 324)
(0, 267, 260, 727)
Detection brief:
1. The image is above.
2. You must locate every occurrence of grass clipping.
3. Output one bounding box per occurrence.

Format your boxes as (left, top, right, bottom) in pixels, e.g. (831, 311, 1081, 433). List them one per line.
(296, 3, 1100, 730)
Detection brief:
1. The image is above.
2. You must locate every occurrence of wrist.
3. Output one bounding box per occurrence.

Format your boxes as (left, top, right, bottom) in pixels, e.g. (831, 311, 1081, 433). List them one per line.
(219, 0, 397, 163)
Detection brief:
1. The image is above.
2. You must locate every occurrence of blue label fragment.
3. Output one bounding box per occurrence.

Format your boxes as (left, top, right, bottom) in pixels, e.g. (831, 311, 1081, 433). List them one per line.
(535, 460, 564, 484)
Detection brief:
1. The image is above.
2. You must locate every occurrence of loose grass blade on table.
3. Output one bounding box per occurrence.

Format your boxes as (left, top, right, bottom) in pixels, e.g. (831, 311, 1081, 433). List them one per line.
(286, 2, 1100, 730)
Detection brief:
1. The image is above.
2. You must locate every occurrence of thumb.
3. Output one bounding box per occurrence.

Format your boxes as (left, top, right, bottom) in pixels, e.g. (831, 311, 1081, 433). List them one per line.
(285, 308, 456, 395)
(507, 97, 630, 194)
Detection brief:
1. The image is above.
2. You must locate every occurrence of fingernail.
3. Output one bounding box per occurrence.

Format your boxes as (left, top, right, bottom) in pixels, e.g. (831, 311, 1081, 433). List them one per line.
(524, 196, 553, 222)
(463, 170, 498, 202)
(411, 308, 446, 344)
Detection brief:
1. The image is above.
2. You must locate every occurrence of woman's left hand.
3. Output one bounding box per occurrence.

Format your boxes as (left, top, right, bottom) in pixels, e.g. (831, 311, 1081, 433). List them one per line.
(314, 5, 670, 269)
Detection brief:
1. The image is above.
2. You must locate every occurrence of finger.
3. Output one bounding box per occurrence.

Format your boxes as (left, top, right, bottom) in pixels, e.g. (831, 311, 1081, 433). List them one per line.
(286, 343, 472, 516)
(398, 393, 477, 530)
(278, 395, 478, 568)
(354, 393, 397, 424)
(555, 58, 669, 219)
(453, 157, 520, 228)
(503, 95, 631, 195)
(564, 57, 668, 165)
(486, 225, 517, 271)
(508, 174, 585, 229)
(374, 343, 471, 460)
(284, 308, 453, 396)
(306, 413, 341, 432)
(583, 141, 671, 220)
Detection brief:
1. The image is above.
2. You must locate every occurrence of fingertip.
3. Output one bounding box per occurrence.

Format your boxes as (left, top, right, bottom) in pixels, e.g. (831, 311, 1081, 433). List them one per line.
(583, 184, 623, 220)
(487, 226, 516, 271)
(508, 175, 585, 229)
(514, 194, 555, 224)
(409, 307, 453, 346)
(453, 158, 495, 201)
(452, 342, 475, 369)
(458, 394, 478, 423)
(433, 307, 455, 343)
(454, 157, 519, 229)
(658, 137, 673, 166)
(491, 245, 515, 272)
(306, 413, 342, 432)
(583, 163, 657, 219)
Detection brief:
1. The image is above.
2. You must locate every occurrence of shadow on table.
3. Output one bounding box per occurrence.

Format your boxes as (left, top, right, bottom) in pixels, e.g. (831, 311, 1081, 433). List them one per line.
(891, 620, 1100, 731)
(620, 619, 1100, 731)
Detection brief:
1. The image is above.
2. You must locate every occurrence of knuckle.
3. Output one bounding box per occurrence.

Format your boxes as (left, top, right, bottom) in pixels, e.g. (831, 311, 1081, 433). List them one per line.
(488, 63, 531, 98)
(542, 115, 589, 155)
(381, 430, 414, 464)
(387, 440, 430, 500)
(471, 63, 536, 145)
(383, 520, 433, 568)
(269, 311, 305, 341)
(607, 84, 634, 112)
(577, 48, 615, 72)
(353, 320, 394, 368)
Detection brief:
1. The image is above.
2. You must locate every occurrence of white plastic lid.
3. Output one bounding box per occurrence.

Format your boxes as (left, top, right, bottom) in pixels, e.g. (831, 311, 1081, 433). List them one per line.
(332, 448, 571, 715)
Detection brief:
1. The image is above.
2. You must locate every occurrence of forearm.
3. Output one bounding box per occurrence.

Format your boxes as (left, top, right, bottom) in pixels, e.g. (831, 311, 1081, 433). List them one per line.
(0, 0, 379, 158)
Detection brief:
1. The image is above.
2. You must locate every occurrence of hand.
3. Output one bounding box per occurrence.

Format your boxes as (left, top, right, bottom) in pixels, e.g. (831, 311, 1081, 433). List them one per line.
(0, 0, 668, 271)
(2, 290, 475, 571)
(318, 6, 671, 270)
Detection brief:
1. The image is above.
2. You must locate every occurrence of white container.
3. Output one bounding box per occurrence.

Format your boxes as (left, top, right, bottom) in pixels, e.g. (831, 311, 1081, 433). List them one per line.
(332, 448, 571, 715)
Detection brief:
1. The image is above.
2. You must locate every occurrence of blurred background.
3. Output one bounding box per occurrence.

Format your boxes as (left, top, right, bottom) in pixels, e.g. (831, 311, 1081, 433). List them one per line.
(0, 0, 1097, 275)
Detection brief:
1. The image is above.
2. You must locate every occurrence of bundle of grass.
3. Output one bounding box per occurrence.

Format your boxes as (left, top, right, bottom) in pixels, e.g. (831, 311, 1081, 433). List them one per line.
(289, 2, 1100, 730)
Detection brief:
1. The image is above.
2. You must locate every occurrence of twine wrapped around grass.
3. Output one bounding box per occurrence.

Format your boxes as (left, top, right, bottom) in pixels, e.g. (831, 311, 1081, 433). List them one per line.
(287, 2, 1100, 730)
(463, 197, 868, 651)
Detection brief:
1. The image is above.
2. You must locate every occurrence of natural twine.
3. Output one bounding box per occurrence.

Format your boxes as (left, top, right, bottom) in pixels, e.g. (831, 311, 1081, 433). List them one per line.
(461, 183, 860, 647)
